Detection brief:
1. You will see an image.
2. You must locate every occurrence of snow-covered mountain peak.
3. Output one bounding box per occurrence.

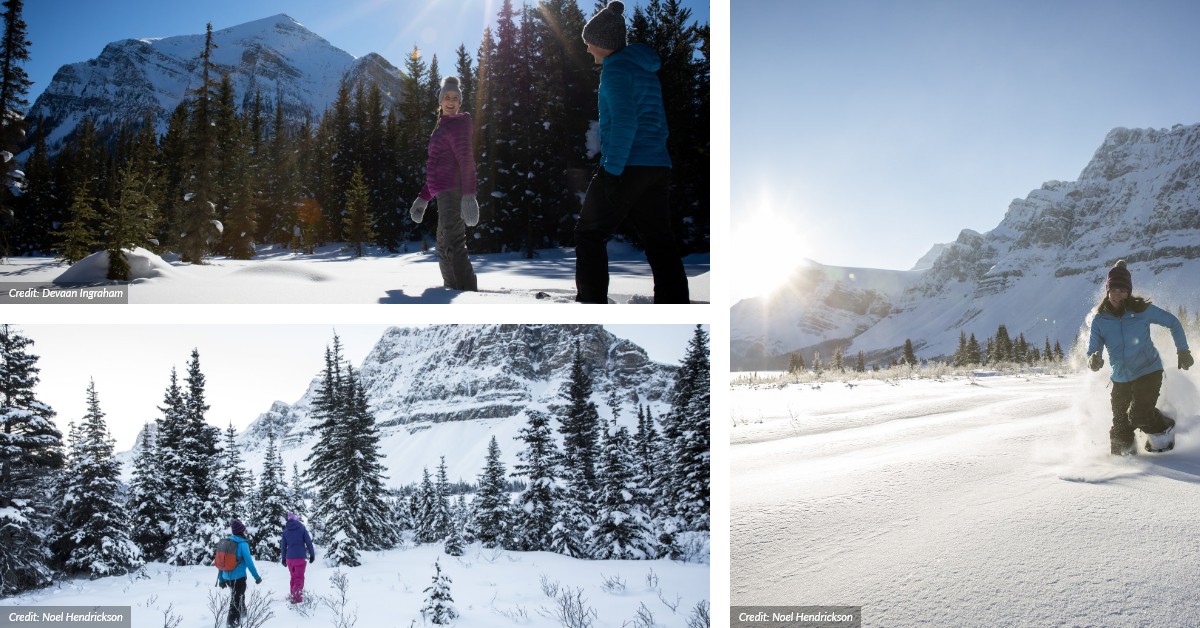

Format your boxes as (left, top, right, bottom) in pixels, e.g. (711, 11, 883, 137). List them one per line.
(26, 15, 404, 155)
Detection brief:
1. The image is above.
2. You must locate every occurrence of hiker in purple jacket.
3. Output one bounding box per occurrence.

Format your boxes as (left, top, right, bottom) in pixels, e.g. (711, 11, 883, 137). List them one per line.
(409, 76, 479, 292)
(279, 512, 316, 604)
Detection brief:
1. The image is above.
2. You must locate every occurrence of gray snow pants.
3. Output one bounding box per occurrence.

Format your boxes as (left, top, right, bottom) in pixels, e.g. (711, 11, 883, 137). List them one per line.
(435, 188, 477, 292)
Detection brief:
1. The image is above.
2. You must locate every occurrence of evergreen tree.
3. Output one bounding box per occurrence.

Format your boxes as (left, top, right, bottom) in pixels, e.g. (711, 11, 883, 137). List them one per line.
(662, 325, 710, 533)
(432, 456, 453, 542)
(421, 559, 459, 624)
(163, 350, 223, 566)
(954, 331, 968, 367)
(902, 339, 918, 367)
(558, 340, 600, 492)
(993, 325, 1013, 364)
(126, 424, 170, 562)
(1044, 337, 1054, 364)
(855, 351, 866, 373)
(305, 338, 397, 566)
(587, 417, 657, 559)
(56, 182, 100, 264)
(832, 347, 845, 372)
(633, 405, 661, 517)
(472, 436, 510, 548)
(218, 423, 253, 525)
(511, 409, 559, 551)
(415, 467, 439, 545)
(178, 23, 222, 264)
(289, 462, 308, 521)
(1054, 340, 1065, 363)
(787, 351, 806, 374)
(0, 0, 31, 244)
(249, 430, 289, 562)
(100, 156, 160, 280)
(966, 334, 982, 366)
(342, 164, 373, 256)
(0, 325, 65, 595)
(52, 381, 142, 578)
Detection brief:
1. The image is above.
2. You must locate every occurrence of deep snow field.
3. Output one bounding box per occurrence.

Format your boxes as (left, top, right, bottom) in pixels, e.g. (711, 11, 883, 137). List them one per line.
(730, 366, 1200, 627)
(0, 243, 710, 304)
(4, 543, 710, 627)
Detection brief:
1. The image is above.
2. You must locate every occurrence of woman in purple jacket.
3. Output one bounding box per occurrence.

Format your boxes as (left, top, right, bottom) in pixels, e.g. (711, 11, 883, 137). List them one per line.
(279, 512, 316, 604)
(409, 76, 479, 292)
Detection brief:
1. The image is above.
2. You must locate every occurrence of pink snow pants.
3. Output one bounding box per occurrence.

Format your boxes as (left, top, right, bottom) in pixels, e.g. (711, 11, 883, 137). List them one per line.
(286, 558, 307, 602)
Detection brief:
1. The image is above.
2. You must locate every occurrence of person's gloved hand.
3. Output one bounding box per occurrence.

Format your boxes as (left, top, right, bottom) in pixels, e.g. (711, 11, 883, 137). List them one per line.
(1088, 352, 1104, 372)
(219, 579, 228, 589)
(308, 555, 315, 564)
(255, 577, 263, 585)
(281, 559, 287, 567)
(1180, 350, 1194, 370)
(409, 198, 428, 223)
(461, 195, 479, 227)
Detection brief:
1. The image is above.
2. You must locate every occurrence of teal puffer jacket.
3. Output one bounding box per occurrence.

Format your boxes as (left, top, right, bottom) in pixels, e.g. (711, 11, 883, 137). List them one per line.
(598, 43, 672, 176)
(1087, 303, 1189, 383)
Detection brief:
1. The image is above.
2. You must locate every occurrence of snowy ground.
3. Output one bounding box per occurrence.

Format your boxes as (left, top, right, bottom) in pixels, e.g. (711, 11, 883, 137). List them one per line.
(0, 243, 710, 304)
(730, 368, 1200, 627)
(5, 543, 709, 627)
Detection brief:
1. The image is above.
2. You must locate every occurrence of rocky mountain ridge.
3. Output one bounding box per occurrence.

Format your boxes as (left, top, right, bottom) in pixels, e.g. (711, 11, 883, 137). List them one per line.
(26, 14, 407, 153)
(732, 122, 1200, 370)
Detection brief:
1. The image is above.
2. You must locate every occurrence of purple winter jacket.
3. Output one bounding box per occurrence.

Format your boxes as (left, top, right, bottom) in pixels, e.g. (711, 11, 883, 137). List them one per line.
(418, 112, 477, 201)
(280, 519, 315, 561)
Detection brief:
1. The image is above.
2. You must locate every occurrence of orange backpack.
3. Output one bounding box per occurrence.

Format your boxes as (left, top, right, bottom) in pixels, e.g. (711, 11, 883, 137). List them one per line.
(213, 537, 239, 572)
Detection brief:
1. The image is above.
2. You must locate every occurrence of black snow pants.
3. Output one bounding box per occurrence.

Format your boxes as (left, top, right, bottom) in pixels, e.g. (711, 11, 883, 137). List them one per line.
(574, 166, 690, 304)
(435, 187, 477, 292)
(226, 577, 247, 627)
(1110, 369, 1173, 449)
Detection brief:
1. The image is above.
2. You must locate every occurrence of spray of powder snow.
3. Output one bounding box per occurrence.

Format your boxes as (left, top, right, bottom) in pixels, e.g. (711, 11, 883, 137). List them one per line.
(1046, 320, 1200, 482)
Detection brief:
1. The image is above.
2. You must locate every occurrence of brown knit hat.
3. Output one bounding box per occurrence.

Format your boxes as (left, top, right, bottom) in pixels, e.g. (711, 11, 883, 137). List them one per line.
(1106, 260, 1132, 293)
(582, 1, 627, 52)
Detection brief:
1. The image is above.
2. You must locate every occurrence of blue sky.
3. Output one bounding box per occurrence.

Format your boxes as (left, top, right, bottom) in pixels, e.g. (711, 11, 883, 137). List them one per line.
(23, 0, 710, 106)
(731, 0, 1200, 300)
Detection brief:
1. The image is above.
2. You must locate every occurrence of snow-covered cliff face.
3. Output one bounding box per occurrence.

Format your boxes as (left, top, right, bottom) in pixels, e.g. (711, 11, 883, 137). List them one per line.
(732, 123, 1200, 370)
(240, 324, 677, 452)
(27, 14, 406, 152)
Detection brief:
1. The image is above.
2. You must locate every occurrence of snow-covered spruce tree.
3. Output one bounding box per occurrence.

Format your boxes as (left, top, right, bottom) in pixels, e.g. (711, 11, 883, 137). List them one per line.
(249, 429, 290, 562)
(414, 467, 439, 545)
(162, 350, 224, 566)
(289, 462, 308, 522)
(633, 405, 662, 518)
(100, 159, 159, 280)
(549, 341, 601, 558)
(0, 0, 31, 236)
(218, 422, 254, 524)
(421, 559, 459, 625)
(126, 424, 171, 561)
(587, 417, 657, 560)
(471, 436, 510, 548)
(660, 325, 710, 537)
(305, 338, 397, 566)
(52, 381, 142, 578)
(511, 409, 560, 552)
(452, 493, 473, 544)
(558, 340, 600, 492)
(432, 456, 454, 542)
(0, 325, 65, 595)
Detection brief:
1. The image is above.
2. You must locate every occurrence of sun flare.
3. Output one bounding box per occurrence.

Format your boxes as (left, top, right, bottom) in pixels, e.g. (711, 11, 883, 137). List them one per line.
(731, 190, 811, 302)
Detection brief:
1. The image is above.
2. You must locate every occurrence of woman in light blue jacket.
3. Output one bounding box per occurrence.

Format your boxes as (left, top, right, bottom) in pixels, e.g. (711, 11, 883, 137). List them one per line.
(217, 519, 262, 627)
(1087, 260, 1193, 454)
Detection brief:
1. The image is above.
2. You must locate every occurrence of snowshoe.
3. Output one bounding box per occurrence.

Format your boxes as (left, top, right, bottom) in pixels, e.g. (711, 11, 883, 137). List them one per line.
(1144, 417, 1176, 453)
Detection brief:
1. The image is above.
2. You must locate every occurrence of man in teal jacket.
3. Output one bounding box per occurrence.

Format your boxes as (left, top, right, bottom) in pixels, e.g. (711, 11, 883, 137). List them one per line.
(1087, 260, 1192, 454)
(217, 519, 262, 627)
(575, 1, 689, 304)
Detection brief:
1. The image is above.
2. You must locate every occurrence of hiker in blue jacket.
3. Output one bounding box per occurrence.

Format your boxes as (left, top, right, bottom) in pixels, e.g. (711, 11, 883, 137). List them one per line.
(217, 519, 262, 627)
(1087, 260, 1193, 455)
(574, 0, 690, 304)
(280, 512, 316, 604)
